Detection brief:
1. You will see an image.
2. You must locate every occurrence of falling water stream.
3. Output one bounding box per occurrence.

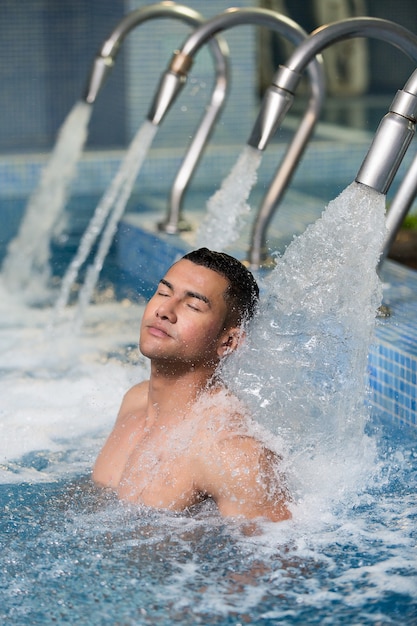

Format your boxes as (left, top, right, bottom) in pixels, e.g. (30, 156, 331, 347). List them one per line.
(2, 101, 92, 300)
(196, 145, 263, 249)
(223, 181, 387, 505)
(53, 120, 159, 328)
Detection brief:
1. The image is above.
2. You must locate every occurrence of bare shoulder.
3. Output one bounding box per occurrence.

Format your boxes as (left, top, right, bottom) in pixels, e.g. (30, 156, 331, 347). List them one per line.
(193, 386, 250, 432)
(115, 380, 149, 425)
(206, 433, 283, 490)
(192, 388, 291, 522)
(204, 434, 291, 522)
(122, 379, 149, 401)
(92, 380, 149, 487)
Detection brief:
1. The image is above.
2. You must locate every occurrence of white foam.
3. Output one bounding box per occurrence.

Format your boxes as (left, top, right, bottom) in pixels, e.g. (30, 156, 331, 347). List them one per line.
(0, 278, 148, 482)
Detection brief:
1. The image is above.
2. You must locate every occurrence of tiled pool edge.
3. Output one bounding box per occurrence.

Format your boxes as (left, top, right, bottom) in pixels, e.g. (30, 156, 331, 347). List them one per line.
(369, 262, 417, 430)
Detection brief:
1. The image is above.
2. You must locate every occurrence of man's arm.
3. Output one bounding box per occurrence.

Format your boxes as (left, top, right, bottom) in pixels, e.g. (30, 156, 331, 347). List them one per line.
(198, 435, 292, 522)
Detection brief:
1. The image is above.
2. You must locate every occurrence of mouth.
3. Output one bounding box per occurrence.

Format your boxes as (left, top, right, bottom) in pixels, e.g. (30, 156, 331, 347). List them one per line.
(146, 324, 172, 339)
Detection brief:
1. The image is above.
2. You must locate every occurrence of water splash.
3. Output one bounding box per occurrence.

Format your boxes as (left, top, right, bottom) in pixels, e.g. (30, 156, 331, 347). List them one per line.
(53, 121, 159, 329)
(0, 274, 146, 482)
(1, 183, 416, 624)
(222, 182, 387, 501)
(196, 145, 262, 250)
(2, 101, 92, 301)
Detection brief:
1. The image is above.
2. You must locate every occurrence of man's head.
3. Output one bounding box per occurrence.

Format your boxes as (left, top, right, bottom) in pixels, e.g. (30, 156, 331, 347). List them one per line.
(139, 249, 259, 371)
(182, 248, 259, 327)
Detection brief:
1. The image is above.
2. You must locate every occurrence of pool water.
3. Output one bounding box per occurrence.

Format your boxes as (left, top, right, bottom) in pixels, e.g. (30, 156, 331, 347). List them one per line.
(0, 267, 416, 625)
(1, 180, 416, 624)
(0, 192, 146, 305)
(1, 421, 416, 625)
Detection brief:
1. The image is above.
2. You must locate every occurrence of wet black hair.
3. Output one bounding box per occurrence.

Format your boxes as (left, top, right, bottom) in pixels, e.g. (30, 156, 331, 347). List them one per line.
(182, 248, 259, 326)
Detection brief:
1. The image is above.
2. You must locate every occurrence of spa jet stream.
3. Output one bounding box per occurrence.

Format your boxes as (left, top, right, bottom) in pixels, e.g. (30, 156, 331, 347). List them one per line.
(147, 6, 325, 234)
(248, 17, 417, 268)
(83, 1, 230, 235)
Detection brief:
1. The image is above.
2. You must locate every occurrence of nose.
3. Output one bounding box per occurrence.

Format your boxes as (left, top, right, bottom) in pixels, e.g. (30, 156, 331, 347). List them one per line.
(155, 298, 177, 323)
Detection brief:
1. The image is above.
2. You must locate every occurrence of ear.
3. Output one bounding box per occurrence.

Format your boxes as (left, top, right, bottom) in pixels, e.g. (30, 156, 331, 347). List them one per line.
(217, 326, 245, 358)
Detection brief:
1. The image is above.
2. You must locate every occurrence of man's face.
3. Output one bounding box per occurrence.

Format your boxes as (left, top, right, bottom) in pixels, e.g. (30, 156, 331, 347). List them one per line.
(139, 259, 231, 368)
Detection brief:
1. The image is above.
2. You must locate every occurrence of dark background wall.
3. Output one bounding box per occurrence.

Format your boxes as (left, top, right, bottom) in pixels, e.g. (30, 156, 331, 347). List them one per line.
(0, 0, 126, 151)
(1, 0, 416, 153)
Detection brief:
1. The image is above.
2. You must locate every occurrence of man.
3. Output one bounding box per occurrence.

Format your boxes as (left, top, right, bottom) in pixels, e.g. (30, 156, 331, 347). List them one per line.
(93, 248, 291, 522)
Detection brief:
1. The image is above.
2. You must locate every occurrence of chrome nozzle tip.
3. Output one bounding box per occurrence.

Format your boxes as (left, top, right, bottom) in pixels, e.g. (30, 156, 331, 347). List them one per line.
(83, 56, 114, 104)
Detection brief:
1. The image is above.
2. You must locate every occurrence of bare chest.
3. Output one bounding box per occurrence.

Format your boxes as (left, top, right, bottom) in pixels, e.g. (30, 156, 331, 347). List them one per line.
(117, 422, 202, 510)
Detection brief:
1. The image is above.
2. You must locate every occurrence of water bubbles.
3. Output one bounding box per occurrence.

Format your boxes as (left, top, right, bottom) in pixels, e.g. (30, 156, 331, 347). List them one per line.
(0, 180, 415, 624)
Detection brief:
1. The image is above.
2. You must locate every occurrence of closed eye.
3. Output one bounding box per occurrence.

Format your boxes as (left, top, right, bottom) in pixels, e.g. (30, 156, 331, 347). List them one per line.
(157, 278, 174, 297)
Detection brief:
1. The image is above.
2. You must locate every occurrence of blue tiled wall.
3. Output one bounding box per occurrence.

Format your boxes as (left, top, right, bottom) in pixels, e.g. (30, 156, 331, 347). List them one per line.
(0, 1, 127, 151)
(3, 0, 417, 155)
(369, 263, 417, 429)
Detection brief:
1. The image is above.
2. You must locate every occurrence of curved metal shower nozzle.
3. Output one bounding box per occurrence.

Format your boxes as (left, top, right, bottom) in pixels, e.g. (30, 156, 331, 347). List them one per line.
(147, 69, 188, 126)
(355, 111, 416, 195)
(247, 84, 295, 152)
(82, 2, 221, 105)
(147, 8, 324, 136)
(249, 17, 417, 153)
(79, 3, 230, 235)
(149, 6, 325, 238)
(248, 17, 417, 267)
(147, 51, 194, 125)
(356, 71, 417, 194)
(377, 72, 417, 264)
(248, 65, 302, 151)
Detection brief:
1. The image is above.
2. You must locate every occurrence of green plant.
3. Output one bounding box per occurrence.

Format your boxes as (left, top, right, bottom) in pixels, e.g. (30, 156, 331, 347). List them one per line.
(401, 213, 417, 230)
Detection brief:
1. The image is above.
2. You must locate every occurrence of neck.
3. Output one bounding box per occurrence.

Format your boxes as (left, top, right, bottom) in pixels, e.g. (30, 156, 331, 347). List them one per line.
(146, 359, 218, 422)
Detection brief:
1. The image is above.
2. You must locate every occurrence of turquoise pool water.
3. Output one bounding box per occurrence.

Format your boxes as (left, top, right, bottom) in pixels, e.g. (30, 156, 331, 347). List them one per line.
(1, 419, 416, 625)
(0, 157, 416, 624)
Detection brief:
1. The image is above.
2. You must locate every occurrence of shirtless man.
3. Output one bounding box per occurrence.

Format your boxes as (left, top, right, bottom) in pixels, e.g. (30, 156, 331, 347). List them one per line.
(93, 248, 291, 522)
